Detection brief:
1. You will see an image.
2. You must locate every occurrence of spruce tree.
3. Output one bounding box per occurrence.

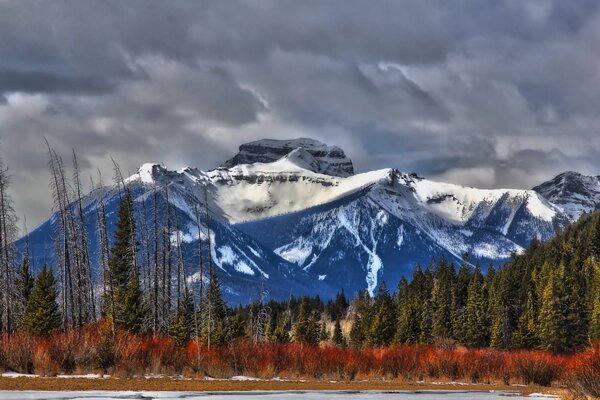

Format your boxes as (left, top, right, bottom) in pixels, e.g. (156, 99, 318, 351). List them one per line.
(14, 255, 34, 329)
(333, 318, 346, 347)
(538, 268, 567, 352)
(170, 290, 195, 346)
(294, 300, 319, 345)
(349, 290, 372, 347)
(319, 321, 329, 342)
(452, 262, 471, 342)
(106, 190, 146, 332)
(464, 265, 489, 347)
(395, 275, 420, 344)
(272, 311, 291, 343)
(590, 262, 600, 341)
(202, 269, 228, 346)
(22, 265, 61, 336)
(512, 291, 539, 349)
(432, 260, 454, 340)
(367, 281, 396, 347)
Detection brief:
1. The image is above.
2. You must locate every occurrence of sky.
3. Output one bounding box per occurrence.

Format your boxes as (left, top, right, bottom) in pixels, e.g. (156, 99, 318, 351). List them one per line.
(1, 0, 600, 227)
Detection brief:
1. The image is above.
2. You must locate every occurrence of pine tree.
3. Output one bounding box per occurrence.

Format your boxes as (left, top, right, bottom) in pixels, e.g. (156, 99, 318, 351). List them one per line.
(170, 307, 190, 347)
(512, 291, 539, 349)
(272, 311, 291, 343)
(106, 191, 146, 332)
(590, 262, 600, 341)
(170, 290, 195, 346)
(538, 268, 567, 352)
(452, 261, 471, 342)
(294, 300, 319, 345)
(14, 255, 34, 329)
(419, 295, 434, 344)
(319, 321, 329, 342)
(464, 265, 489, 347)
(22, 265, 61, 336)
(395, 275, 420, 344)
(202, 269, 228, 346)
(230, 308, 247, 339)
(349, 290, 372, 347)
(432, 260, 454, 340)
(333, 318, 346, 347)
(367, 281, 396, 347)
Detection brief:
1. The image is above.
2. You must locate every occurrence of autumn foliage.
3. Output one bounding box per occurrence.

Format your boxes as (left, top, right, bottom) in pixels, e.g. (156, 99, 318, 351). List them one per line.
(0, 325, 599, 396)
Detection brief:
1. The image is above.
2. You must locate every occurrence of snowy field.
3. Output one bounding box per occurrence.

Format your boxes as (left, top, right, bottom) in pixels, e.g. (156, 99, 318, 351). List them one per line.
(0, 390, 557, 399)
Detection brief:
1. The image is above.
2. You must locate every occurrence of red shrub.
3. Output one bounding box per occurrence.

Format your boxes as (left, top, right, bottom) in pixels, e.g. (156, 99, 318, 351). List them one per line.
(0, 332, 35, 373)
(509, 350, 565, 387)
(569, 342, 600, 398)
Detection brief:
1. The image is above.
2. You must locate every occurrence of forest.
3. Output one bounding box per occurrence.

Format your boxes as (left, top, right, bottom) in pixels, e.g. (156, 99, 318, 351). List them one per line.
(0, 146, 599, 398)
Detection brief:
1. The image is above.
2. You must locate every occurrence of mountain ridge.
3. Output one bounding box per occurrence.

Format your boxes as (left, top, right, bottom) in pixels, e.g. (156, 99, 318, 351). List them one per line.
(18, 138, 598, 303)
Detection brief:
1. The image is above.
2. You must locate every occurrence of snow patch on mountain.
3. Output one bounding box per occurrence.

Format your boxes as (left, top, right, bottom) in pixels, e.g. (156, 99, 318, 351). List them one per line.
(533, 171, 600, 221)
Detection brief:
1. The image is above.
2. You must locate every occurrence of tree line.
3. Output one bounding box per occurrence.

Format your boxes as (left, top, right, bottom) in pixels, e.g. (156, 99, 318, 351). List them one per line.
(1, 144, 600, 354)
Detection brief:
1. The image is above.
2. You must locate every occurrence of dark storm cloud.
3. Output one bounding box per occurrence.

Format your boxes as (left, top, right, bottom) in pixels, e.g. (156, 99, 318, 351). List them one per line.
(0, 0, 600, 225)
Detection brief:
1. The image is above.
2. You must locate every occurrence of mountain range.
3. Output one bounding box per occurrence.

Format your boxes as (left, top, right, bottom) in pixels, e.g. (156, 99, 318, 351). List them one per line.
(20, 138, 600, 303)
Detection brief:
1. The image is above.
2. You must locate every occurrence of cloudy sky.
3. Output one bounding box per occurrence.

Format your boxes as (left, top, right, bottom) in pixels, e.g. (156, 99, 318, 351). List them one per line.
(1, 0, 600, 226)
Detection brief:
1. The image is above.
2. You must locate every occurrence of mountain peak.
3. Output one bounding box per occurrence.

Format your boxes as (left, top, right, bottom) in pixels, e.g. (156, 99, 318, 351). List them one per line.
(126, 163, 168, 184)
(533, 171, 600, 221)
(219, 138, 354, 177)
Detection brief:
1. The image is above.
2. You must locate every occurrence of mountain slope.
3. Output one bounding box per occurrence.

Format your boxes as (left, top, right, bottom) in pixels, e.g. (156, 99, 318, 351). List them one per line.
(20, 138, 581, 302)
(533, 171, 600, 222)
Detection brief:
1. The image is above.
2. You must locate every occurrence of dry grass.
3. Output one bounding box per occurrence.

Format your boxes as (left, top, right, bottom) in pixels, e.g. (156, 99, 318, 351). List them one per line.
(0, 376, 561, 395)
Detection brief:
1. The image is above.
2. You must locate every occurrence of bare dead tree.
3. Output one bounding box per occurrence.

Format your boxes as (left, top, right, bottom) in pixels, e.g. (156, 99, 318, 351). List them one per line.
(45, 140, 74, 331)
(0, 157, 17, 333)
(72, 150, 95, 323)
(204, 188, 213, 348)
(152, 181, 160, 336)
(94, 169, 113, 332)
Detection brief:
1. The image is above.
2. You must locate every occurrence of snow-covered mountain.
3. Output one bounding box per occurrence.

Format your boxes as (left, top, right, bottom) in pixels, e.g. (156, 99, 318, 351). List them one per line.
(220, 138, 354, 177)
(20, 138, 587, 303)
(533, 171, 600, 222)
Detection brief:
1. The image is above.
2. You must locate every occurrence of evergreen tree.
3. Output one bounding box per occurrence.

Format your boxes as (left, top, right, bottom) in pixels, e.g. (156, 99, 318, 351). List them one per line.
(170, 290, 195, 346)
(590, 262, 600, 341)
(419, 295, 434, 344)
(333, 318, 346, 347)
(452, 261, 471, 342)
(106, 191, 146, 332)
(202, 269, 228, 346)
(538, 268, 567, 352)
(272, 311, 291, 343)
(294, 300, 319, 345)
(432, 260, 454, 340)
(14, 255, 34, 328)
(349, 290, 372, 347)
(22, 265, 61, 336)
(464, 265, 489, 347)
(230, 308, 247, 339)
(319, 321, 329, 342)
(512, 291, 539, 349)
(367, 281, 396, 347)
(395, 274, 420, 344)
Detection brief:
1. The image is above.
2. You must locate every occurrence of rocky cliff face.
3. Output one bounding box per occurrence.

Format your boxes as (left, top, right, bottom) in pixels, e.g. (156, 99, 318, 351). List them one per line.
(533, 171, 600, 221)
(219, 138, 355, 177)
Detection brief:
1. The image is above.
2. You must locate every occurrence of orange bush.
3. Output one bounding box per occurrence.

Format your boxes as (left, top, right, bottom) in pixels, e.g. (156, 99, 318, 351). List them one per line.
(0, 323, 586, 386)
(569, 342, 600, 398)
(509, 350, 565, 386)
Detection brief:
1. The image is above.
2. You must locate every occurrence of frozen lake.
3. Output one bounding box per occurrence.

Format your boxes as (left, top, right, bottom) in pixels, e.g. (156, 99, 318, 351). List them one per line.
(0, 390, 556, 400)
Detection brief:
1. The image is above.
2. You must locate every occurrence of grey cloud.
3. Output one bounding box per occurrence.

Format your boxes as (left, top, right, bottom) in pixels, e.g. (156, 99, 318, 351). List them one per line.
(0, 0, 599, 226)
